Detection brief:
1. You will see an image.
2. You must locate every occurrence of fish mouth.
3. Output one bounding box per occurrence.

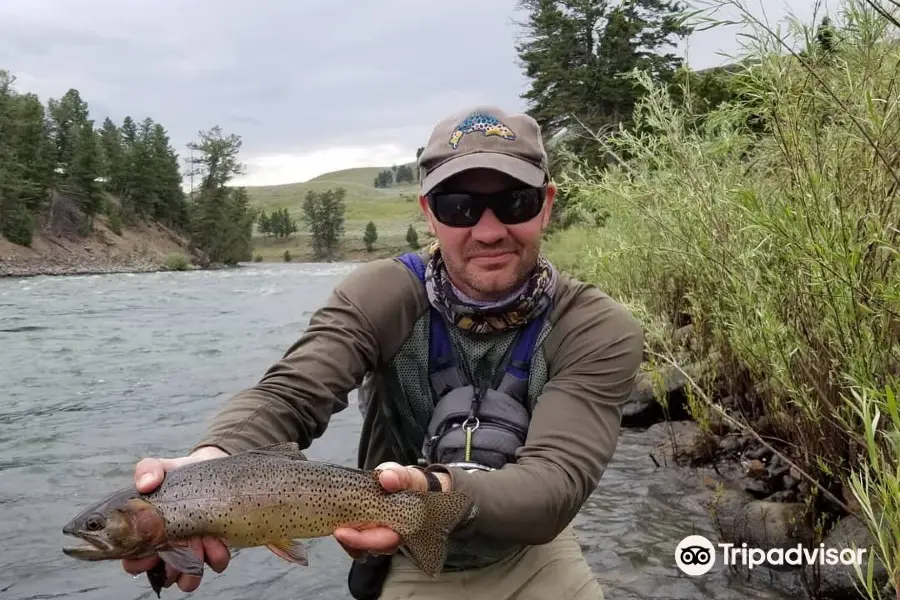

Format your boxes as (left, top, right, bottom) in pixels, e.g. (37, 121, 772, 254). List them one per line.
(62, 532, 117, 560)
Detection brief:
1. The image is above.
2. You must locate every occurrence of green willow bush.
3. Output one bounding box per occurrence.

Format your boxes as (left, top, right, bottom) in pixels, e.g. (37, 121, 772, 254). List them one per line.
(556, 0, 900, 595)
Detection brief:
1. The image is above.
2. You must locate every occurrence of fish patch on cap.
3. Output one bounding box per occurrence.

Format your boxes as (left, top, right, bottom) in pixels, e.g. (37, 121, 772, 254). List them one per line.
(448, 110, 516, 150)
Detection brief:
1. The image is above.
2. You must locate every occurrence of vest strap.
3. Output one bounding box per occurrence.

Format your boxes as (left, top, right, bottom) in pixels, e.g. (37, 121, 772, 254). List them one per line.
(397, 251, 546, 406)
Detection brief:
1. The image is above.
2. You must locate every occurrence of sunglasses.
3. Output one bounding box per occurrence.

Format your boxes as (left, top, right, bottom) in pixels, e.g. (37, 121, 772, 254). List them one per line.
(426, 186, 546, 228)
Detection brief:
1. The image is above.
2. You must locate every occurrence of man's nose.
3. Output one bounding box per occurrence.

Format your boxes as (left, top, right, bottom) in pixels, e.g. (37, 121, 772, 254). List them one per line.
(470, 208, 506, 244)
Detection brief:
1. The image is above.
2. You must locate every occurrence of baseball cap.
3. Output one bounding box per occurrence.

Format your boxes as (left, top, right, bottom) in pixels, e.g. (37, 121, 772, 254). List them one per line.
(418, 105, 550, 195)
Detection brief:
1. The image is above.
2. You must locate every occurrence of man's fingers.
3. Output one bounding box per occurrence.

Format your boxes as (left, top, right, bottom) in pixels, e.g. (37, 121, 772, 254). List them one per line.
(202, 537, 230, 573)
(133, 458, 166, 493)
(122, 555, 159, 576)
(177, 573, 202, 592)
(334, 537, 365, 560)
(377, 469, 406, 493)
(333, 526, 401, 554)
(164, 563, 179, 588)
(171, 538, 205, 592)
(134, 456, 199, 493)
(374, 463, 427, 494)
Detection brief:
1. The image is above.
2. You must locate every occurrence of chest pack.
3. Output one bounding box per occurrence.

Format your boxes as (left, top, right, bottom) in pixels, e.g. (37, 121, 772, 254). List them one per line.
(396, 252, 548, 472)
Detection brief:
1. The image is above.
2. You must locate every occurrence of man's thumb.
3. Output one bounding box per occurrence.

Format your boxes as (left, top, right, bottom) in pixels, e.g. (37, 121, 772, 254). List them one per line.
(134, 456, 191, 492)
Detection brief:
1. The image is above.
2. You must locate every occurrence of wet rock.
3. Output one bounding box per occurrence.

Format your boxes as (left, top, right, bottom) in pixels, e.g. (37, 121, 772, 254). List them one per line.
(700, 478, 757, 530)
(746, 459, 767, 479)
(802, 514, 889, 600)
(650, 421, 719, 467)
(720, 501, 815, 570)
(767, 490, 799, 503)
(769, 465, 791, 480)
(743, 478, 772, 498)
(745, 444, 773, 461)
(718, 434, 742, 454)
(621, 364, 690, 427)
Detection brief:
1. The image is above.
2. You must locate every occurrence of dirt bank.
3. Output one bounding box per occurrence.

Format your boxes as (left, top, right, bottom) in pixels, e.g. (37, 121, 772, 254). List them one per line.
(1, 199, 197, 278)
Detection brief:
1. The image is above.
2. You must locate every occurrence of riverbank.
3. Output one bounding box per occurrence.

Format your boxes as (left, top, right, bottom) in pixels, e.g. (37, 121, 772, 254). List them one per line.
(619, 325, 890, 599)
(0, 212, 200, 278)
(545, 6, 900, 596)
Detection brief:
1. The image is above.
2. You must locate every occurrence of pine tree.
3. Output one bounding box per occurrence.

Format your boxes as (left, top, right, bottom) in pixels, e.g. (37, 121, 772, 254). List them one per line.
(363, 221, 378, 252)
(515, 0, 691, 165)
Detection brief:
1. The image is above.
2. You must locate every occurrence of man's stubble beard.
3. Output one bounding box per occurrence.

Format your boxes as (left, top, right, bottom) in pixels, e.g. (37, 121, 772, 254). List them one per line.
(444, 242, 540, 301)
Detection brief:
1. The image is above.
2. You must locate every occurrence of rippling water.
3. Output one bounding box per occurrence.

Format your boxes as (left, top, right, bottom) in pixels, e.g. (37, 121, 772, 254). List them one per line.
(0, 264, 796, 599)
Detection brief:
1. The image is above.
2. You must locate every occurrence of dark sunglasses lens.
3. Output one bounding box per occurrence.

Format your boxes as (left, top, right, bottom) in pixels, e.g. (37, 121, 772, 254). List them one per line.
(430, 187, 545, 227)
(432, 193, 483, 227)
(493, 188, 544, 224)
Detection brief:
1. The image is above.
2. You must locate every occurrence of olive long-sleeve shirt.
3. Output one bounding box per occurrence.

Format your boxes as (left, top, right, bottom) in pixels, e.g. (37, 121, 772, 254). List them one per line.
(192, 255, 643, 548)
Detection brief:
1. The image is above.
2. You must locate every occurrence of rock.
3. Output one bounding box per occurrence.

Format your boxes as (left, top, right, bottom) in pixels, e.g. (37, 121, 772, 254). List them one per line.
(702, 480, 757, 530)
(753, 415, 772, 434)
(802, 514, 889, 600)
(718, 434, 742, 454)
(650, 421, 719, 466)
(767, 490, 799, 503)
(769, 465, 791, 480)
(743, 478, 772, 498)
(746, 459, 767, 479)
(781, 475, 798, 490)
(720, 501, 815, 570)
(673, 324, 694, 348)
(621, 364, 690, 427)
(745, 444, 773, 461)
(841, 485, 862, 514)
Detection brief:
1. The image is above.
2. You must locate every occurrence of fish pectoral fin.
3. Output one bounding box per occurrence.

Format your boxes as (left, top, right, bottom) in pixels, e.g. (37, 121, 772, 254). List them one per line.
(158, 546, 205, 577)
(251, 442, 308, 460)
(146, 559, 167, 598)
(266, 539, 309, 566)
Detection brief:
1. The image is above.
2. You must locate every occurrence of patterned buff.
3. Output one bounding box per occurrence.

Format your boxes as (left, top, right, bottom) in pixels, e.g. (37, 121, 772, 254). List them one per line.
(423, 241, 558, 334)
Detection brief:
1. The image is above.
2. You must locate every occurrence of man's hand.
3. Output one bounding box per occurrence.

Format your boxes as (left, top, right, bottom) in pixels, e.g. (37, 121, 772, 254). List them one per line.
(120, 446, 231, 592)
(332, 462, 451, 559)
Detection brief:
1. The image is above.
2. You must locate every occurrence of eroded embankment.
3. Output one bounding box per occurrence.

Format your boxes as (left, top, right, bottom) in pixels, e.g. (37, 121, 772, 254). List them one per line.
(621, 324, 890, 600)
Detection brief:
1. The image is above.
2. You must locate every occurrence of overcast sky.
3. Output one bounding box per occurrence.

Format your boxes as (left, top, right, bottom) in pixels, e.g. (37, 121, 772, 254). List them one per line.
(1, 0, 824, 187)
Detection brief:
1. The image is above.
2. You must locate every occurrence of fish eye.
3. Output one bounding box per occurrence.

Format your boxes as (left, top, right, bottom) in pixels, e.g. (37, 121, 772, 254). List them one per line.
(85, 514, 106, 531)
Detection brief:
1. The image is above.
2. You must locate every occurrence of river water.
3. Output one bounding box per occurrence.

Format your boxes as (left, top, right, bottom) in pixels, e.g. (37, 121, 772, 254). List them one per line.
(0, 263, 799, 599)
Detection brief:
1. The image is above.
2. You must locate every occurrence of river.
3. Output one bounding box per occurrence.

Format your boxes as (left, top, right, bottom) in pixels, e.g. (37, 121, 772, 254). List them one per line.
(0, 263, 798, 599)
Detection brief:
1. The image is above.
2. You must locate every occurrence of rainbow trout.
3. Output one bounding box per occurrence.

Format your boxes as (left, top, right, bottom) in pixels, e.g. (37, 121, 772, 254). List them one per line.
(62, 443, 471, 596)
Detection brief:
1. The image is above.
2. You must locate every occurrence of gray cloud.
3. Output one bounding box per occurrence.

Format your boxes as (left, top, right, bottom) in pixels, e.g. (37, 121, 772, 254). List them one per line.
(0, 0, 821, 183)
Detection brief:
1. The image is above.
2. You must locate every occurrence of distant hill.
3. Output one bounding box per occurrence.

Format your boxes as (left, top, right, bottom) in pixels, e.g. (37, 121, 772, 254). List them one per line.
(245, 162, 430, 262)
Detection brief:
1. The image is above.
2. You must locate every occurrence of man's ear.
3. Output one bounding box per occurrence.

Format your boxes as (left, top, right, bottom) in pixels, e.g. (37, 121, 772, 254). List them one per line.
(541, 183, 556, 229)
(419, 195, 437, 236)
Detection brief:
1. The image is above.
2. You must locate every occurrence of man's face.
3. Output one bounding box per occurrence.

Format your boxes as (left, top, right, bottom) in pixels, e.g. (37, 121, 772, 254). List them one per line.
(419, 168, 555, 302)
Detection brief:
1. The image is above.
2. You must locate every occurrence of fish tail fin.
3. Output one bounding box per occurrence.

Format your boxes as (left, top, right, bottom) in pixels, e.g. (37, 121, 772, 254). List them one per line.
(400, 490, 471, 578)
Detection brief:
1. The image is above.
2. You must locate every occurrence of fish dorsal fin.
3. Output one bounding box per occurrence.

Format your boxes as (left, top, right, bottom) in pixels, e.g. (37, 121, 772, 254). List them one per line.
(250, 442, 308, 460)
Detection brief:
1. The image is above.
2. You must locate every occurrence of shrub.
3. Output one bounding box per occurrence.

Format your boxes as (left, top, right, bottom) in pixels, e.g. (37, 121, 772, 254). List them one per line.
(556, 1, 900, 594)
(164, 253, 189, 271)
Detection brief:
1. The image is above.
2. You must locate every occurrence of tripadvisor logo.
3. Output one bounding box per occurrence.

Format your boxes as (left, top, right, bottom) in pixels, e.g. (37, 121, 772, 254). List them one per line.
(675, 535, 716, 576)
(675, 534, 867, 576)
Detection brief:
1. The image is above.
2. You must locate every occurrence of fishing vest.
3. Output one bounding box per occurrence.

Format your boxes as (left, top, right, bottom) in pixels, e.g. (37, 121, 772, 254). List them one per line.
(358, 251, 553, 569)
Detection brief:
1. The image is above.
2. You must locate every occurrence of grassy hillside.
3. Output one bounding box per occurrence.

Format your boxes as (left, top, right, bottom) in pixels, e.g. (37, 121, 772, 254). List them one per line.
(246, 162, 432, 262)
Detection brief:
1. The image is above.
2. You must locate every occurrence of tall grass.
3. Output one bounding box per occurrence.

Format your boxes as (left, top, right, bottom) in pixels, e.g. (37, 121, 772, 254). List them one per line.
(556, 0, 900, 596)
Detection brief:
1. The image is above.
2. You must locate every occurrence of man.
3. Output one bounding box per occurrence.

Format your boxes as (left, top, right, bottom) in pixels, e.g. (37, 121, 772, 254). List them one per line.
(121, 105, 643, 599)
